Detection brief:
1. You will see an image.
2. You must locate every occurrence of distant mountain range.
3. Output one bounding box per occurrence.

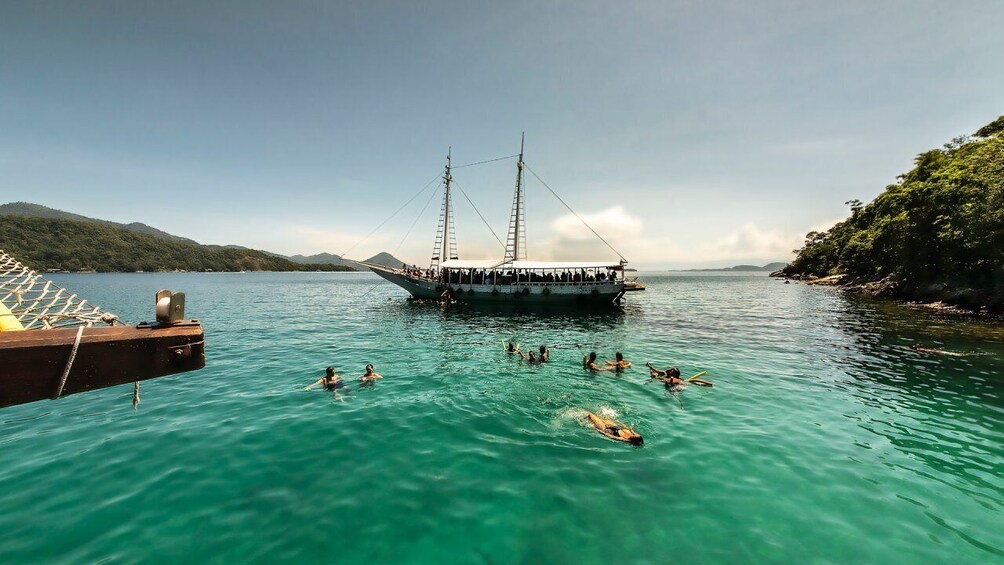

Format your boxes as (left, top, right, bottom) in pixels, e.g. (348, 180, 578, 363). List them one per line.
(0, 202, 403, 273)
(675, 262, 788, 272)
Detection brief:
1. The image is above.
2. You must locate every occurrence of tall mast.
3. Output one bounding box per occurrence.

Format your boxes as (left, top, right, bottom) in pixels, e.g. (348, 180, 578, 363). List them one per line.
(505, 133, 527, 262)
(430, 148, 458, 270)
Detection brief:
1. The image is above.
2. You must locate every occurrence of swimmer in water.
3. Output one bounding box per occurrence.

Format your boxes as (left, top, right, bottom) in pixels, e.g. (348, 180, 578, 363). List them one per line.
(605, 352, 632, 371)
(538, 345, 550, 363)
(583, 352, 609, 372)
(911, 344, 965, 357)
(305, 367, 345, 391)
(505, 339, 519, 354)
(647, 363, 683, 385)
(360, 364, 383, 383)
(584, 412, 643, 445)
(518, 349, 540, 364)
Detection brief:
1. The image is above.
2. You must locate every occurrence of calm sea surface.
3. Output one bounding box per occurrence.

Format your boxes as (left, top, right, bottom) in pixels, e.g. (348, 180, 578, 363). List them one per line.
(1, 272, 1002, 564)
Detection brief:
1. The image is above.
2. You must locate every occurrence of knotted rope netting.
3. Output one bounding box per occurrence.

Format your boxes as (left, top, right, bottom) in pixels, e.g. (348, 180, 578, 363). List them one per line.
(0, 250, 119, 331)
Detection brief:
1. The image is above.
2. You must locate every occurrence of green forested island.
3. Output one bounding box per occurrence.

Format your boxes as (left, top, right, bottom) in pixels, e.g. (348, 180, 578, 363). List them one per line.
(0, 215, 352, 272)
(0, 204, 402, 272)
(782, 116, 1004, 312)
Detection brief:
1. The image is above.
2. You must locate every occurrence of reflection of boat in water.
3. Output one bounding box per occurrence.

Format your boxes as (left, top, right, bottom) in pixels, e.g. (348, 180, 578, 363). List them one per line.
(364, 137, 645, 305)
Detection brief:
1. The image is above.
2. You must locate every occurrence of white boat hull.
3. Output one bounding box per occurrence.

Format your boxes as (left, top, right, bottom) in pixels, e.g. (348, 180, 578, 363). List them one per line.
(368, 266, 635, 304)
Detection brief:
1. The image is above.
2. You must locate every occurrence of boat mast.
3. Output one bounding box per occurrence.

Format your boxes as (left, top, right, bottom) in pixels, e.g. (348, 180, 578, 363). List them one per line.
(505, 133, 527, 262)
(430, 148, 458, 270)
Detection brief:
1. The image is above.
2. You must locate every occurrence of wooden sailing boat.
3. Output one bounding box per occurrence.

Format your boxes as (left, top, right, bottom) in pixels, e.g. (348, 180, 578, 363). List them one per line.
(0, 251, 205, 409)
(363, 137, 645, 304)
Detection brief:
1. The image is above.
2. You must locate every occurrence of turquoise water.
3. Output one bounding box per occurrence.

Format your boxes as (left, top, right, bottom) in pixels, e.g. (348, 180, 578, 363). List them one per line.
(1, 272, 1002, 564)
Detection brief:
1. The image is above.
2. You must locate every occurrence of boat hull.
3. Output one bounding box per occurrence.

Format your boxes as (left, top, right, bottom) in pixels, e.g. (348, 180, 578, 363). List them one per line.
(369, 267, 630, 303)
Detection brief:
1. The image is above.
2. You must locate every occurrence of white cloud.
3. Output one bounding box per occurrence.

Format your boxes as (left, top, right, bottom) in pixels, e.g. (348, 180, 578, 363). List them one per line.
(533, 207, 803, 267)
(542, 206, 645, 261)
(696, 222, 801, 262)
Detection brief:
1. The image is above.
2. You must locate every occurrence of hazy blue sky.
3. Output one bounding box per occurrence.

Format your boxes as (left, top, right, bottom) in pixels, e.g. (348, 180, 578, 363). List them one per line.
(2, 1, 1003, 268)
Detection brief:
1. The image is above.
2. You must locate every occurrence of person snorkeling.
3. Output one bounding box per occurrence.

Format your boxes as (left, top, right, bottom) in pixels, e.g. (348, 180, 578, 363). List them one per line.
(605, 352, 632, 371)
(360, 364, 383, 383)
(911, 344, 965, 357)
(584, 412, 643, 445)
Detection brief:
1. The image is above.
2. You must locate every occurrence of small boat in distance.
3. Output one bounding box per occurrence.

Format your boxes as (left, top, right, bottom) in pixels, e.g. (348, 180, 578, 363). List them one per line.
(363, 137, 645, 304)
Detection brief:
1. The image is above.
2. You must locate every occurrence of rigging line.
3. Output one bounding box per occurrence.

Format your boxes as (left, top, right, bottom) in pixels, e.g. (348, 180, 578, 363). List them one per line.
(339, 170, 444, 260)
(394, 180, 441, 255)
(523, 163, 627, 262)
(452, 154, 519, 169)
(452, 179, 508, 252)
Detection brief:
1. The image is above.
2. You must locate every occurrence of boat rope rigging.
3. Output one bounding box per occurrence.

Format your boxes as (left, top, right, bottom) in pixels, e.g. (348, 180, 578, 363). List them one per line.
(451, 178, 508, 253)
(356, 179, 443, 299)
(523, 163, 627, 262)
(394, 180, 442, 256)
(339, 153, 519, 262)
(451, 153, 519, 169)
(338, 170, 443, 261)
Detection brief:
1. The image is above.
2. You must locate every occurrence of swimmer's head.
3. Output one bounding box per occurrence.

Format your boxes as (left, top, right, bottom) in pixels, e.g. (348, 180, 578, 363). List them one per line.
(325, 367, 335, 377)
(615, 352, 624, 361)
(365, 364, 374, 373)
(628, 434, 644, 446)
(668, 367, 680, 378)
(589, 352, 597, 362)
(539, 345, 546, 355)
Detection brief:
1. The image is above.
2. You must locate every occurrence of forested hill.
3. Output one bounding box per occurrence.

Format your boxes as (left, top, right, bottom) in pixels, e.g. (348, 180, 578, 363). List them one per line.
(0, 215, 353, 272)
(0, 202, 199, 244)
(783, 115, 1004, 310)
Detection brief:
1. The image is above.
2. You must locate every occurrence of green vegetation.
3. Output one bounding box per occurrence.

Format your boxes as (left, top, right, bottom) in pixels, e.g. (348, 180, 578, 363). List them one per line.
(784, 115, 1004, 310)
(0, 202, 199, 244)
(0, 215, 353, 272)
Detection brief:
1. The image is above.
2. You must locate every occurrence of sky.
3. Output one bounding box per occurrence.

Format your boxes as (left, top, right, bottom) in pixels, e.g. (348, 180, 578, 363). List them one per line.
(2, 1, 1003, 269)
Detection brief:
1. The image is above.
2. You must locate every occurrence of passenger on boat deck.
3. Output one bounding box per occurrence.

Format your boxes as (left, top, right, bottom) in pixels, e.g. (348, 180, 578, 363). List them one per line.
(606, 352, 632, 371)
(518, 349, 540, 364)
(584, 352, 608, 372)
(647, 363, 682, 385)
(539, 345, 549, 362)
(360, 364, 383, 383)
(305, 367, 345, 391)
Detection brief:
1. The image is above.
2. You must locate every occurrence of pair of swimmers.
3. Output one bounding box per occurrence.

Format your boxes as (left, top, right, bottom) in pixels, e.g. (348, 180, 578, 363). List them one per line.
(583, 352, 632, 372)
(306, 364, 382, 392)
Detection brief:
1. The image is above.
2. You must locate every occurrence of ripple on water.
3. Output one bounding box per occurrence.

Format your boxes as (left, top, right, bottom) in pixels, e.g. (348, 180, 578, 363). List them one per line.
(0, 272, 1002, 563)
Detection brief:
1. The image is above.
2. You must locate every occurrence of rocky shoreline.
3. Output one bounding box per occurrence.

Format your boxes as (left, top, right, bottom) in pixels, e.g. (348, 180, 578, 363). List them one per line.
(770, 270, 1003, 317)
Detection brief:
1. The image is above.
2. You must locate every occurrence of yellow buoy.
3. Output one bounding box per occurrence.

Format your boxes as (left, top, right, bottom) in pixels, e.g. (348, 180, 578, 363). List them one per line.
(0, 301, 24, 332)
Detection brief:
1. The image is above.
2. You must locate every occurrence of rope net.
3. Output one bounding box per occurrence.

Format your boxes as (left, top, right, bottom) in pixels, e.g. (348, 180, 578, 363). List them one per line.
(0, 250, 119, 330)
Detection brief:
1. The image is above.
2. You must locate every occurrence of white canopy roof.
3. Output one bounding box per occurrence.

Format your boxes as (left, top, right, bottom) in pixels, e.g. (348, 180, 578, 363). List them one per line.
(440, 259, 624, 270)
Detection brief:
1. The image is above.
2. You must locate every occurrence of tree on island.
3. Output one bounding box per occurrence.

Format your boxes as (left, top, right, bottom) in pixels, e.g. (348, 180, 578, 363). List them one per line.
(783, 115, 1004, 311)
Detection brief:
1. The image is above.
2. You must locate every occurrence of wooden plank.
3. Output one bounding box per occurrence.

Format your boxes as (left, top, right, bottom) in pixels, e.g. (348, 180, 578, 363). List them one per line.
(0, 323, 205, 408)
